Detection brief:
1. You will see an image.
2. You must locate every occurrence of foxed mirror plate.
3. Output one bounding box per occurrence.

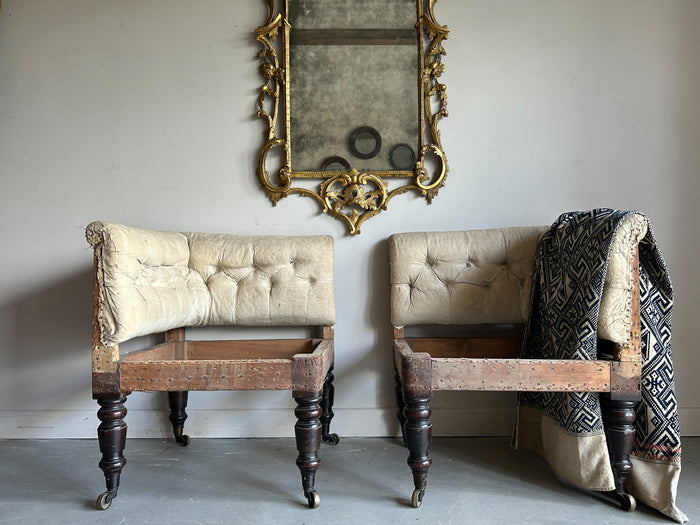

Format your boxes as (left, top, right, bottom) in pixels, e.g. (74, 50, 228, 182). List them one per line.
(255, 0, 449, 234)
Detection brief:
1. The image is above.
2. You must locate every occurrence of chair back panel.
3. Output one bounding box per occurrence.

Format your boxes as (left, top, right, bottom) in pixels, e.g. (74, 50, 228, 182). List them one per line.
(87, 222, 335, 345)
(389, 227, 546, 327)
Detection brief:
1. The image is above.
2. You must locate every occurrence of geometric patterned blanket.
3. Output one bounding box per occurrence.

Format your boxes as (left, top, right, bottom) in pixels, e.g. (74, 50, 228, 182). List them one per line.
(516, 209, 686, 522)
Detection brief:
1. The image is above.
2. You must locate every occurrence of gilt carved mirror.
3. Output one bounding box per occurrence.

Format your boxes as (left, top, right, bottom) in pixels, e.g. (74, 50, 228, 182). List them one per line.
(256, 0, 449, 234)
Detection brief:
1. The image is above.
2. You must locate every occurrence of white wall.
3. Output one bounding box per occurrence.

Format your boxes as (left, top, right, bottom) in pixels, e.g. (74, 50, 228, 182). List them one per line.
(0, 0, 698, 438)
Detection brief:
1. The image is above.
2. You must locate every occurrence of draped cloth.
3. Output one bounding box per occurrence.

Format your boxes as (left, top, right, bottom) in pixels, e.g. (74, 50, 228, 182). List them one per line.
(515, 209, 686, 522)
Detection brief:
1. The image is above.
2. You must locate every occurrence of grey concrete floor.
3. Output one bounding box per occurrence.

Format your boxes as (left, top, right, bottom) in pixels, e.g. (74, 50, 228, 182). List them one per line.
(0, 437, 697, 524)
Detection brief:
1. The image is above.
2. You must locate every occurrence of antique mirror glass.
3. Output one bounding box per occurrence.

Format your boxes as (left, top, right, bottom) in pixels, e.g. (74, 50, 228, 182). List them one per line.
(256, 0, 448, 234)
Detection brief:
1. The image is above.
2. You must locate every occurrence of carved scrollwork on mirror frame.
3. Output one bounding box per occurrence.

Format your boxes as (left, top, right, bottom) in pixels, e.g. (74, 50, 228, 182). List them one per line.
(255, 0, 449, 234)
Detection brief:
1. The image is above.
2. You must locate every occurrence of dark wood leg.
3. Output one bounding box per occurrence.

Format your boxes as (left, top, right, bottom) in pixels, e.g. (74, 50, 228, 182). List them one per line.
(95, 395, 128, 510)
(403, 391, 432, 508)
(168, 391, 190, 446)
(601, 395, 638, 511)
(294, 393, 323, 508)
(394, 365, 407, 445)
(320, 366, 339, 445)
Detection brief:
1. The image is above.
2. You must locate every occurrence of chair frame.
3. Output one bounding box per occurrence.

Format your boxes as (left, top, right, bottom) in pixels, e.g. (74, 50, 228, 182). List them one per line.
(90, 252, 338, 510)
(393, 248, 642, 509)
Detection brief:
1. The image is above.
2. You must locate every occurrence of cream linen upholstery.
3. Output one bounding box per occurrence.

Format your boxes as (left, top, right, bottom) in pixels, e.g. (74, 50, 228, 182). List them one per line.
(598, 213, 648, 343)
(390, 227, 545, 327)
(389, 213, 647, 344)
(86, 222, 335, 346)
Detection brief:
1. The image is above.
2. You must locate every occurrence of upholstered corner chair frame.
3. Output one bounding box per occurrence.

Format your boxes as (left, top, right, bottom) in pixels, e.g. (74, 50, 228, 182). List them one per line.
(390, 218, 645, 510)
(87, 222, 338, 510)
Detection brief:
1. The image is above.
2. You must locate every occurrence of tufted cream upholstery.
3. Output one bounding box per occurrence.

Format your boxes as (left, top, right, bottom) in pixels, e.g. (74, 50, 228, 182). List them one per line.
(87, 222, 335, 346)
(389, 213, 647, 344)
(390, 227, 545, 327)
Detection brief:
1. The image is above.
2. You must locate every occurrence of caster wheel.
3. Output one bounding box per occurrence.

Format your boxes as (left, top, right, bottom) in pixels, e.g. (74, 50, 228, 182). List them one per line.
(324, 433, 340, 446)
(306, 490, 320, 509)
(176, 434, 190, 447)
(96, 491, 112, 510)
(411, 489, 424, 508)
(619, 493, 636, 512)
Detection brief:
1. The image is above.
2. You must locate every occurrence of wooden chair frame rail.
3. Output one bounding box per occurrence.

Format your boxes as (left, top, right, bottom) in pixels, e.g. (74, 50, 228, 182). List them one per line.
(92, 327, 335, 397)
(394, 341, 641, 395)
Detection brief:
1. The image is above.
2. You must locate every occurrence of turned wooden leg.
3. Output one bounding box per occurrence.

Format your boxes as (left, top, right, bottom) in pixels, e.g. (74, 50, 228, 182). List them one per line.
(168, 391, 190, 446)
(394, 365, 407, 445)
(320, 367, 339, 445)
(95, 395, 128, 510)
(601, 395, 638, 511)
(403, 391, 432, 508)
(294, 393, 323, 508)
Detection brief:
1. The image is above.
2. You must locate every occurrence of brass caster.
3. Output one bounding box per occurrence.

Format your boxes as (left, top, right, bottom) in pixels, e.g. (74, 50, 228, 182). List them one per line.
(305, 490, 320, 509)
(411, 488, 424, 508)
(176, 434, 191, 447)
(619, 493, 636, 512)
(323, 433, 340, 446)
(96, 491, 113, 510)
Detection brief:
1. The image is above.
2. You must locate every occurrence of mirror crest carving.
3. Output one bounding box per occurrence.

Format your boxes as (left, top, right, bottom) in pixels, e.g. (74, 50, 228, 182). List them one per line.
(256, 0, 449, 234)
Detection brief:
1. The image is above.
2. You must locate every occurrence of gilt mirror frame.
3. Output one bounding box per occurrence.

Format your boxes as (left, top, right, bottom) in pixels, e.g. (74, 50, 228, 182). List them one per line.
(255, 0, 449, 234)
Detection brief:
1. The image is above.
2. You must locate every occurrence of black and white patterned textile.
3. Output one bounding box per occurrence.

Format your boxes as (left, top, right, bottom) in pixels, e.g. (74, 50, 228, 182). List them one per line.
(518, 209, 681, 471)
